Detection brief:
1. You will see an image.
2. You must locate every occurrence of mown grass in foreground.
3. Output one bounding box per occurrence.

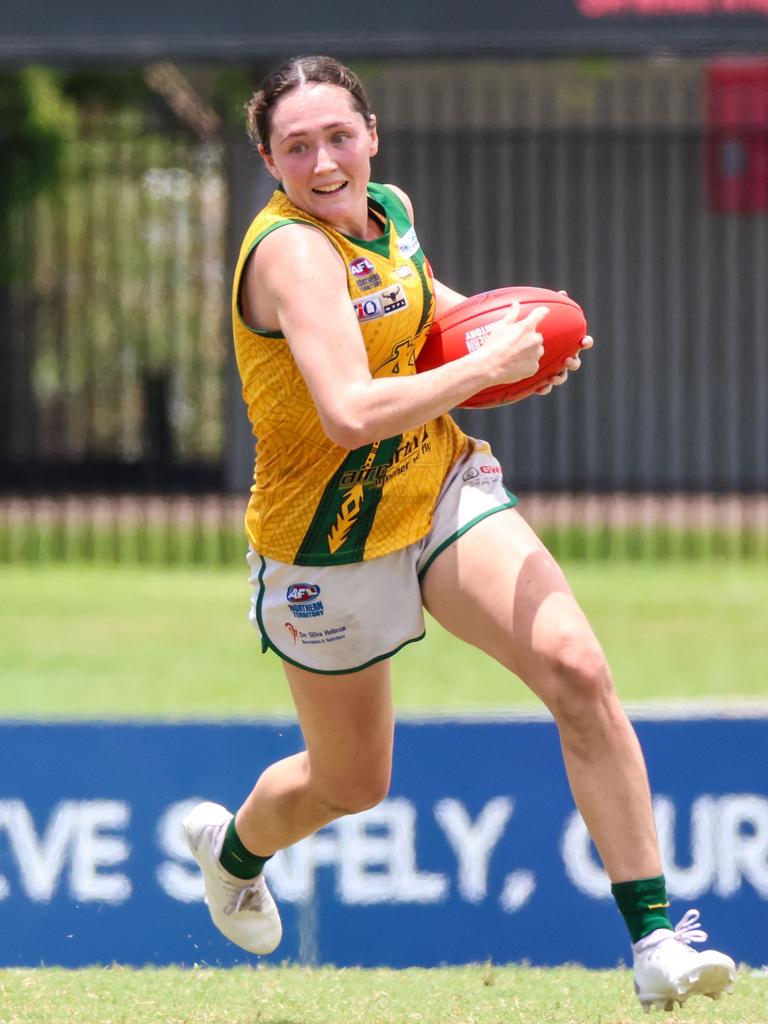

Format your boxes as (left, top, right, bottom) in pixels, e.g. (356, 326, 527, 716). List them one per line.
(0, 964, 762, 1024)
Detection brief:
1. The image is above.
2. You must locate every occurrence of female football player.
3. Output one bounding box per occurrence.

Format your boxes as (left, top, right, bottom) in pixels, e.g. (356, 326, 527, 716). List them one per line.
(184, 55, 735, 1012)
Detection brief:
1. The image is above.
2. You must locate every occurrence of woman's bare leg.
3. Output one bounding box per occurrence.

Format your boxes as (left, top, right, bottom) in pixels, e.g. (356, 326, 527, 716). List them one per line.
(235, 659, 395, 855)
(421, 507, 661, 882)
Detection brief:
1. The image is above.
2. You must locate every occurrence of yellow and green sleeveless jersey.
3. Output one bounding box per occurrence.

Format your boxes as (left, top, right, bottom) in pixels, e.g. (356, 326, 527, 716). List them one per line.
(232, 181, 467, 566)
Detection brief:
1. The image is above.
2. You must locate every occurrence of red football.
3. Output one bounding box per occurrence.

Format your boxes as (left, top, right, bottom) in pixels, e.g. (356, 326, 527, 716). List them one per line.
(416, 286, 588, 408)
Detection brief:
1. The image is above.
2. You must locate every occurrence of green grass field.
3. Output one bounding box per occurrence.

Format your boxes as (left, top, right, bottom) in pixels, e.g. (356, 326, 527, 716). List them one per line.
(2, 560, 765, 1023)
(0, 964, 763, 1024)
(1, 561, 766, 718)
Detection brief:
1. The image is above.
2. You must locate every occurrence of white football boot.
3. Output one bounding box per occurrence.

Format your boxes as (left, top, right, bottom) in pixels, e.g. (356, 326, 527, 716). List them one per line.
(633, 909, 736, 1013)
(183, 801, 282, 955)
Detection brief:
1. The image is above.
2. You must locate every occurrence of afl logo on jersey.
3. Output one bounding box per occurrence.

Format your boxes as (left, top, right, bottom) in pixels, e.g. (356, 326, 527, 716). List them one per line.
(287, 583, 321, 603)
(350, 257, 375, 278)
(349, 256, 382, 292)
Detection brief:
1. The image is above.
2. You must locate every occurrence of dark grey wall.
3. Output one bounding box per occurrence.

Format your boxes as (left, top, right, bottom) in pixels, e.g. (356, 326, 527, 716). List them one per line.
(224, 122, 768, 494)
(370, 127, 768, 492)
(5, 56, 765, 496)
(2, 0, 768, 61)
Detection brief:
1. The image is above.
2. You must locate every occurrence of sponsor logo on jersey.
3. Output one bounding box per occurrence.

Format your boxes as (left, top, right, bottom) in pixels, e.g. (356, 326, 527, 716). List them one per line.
(284, 622, 300, 644)
(349, 256, 382, 292)
(384, 425, 431, 483)
(395, 265, 415, 279)
(339, 464, 389, 488)
(381, 285, 407, 314)
(327, 442, 381, 555)
(354, 295, 383, 322)
(397, 226, 420, 259)
(462, 467, 480, 482)
(286, 583, 324, 618)
(353, 284, 408, 323)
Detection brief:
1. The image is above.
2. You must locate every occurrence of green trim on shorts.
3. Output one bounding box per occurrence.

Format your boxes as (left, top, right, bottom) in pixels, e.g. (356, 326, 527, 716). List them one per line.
(261, 629, 427, 676)
(254, 553, 270, 653)
(417, 489, 519, 582)
(254, 553, 426, 675)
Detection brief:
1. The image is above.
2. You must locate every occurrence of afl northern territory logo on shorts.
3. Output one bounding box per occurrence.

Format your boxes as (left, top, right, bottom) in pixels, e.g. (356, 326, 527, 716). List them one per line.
(286, 583, 324, 619)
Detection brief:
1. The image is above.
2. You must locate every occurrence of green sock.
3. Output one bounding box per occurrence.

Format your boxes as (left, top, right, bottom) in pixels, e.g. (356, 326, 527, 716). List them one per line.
(219, 818, 272, 880)
(611, 875, 673, 943)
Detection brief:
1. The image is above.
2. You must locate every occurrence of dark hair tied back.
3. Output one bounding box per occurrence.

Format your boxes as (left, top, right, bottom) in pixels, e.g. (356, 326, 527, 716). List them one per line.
(246, 55, 373, 153)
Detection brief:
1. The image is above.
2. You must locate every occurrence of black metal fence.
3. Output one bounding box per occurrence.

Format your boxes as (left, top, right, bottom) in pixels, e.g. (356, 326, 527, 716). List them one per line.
(2, 58, 767, 564)
(1, 116, 227, 494)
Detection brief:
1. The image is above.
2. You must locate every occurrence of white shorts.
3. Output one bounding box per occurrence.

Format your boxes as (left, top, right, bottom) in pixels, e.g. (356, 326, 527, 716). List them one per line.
(247, 437, 517, 674)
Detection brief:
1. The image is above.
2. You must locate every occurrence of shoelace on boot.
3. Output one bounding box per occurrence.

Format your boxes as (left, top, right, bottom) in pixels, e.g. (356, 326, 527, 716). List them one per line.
(669, 908, 708, 947)
(222, 877, 265, 915)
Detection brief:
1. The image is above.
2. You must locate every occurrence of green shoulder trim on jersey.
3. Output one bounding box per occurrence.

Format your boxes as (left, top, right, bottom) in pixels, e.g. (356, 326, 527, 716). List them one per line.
(340, 192, 391, 257)
(369, 182, 410, 230)
(295, 434, 402, 565)
(341, 182, 416, 257)
(234, 218, 310, 339)
(368, 183, 433, 336)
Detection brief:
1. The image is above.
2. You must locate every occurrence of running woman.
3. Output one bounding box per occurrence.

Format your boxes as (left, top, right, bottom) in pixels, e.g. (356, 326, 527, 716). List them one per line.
(184, 55, 735, 1013)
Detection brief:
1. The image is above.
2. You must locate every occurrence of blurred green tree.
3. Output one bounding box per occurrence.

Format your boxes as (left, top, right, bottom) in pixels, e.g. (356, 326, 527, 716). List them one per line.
(0, 67, 74, 280)
(0, 68, 74, 462)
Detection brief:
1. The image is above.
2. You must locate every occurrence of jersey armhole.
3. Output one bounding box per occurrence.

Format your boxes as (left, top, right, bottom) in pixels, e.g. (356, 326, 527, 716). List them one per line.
(235, 218, 309, 338)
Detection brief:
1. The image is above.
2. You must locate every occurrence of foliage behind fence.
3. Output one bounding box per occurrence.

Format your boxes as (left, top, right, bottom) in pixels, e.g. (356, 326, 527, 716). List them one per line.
(2, 59, 767, 564)
(1, 112, 227, 492)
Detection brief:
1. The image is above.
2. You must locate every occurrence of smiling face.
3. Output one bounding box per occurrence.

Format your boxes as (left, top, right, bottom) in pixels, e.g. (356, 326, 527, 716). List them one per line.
(258, 82, 379, 237)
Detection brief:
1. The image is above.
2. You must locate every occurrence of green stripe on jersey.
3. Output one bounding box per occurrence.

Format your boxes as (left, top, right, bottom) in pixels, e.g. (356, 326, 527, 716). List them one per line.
(295, 435, 402, 565)
(369, 183, 433, 335)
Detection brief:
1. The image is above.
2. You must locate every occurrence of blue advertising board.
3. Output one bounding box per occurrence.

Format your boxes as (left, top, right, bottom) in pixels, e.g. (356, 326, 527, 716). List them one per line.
(0, 716, 766, 969)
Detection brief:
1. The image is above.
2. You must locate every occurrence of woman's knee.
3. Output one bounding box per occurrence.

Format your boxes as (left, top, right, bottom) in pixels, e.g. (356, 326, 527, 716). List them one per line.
(312, 768, 392, 817)
(536, 623, 615, 722)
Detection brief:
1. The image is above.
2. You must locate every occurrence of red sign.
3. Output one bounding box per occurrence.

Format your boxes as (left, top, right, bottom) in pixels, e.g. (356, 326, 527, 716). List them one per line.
(578, 0, 768, 13)
(706, 60, 768, 213)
